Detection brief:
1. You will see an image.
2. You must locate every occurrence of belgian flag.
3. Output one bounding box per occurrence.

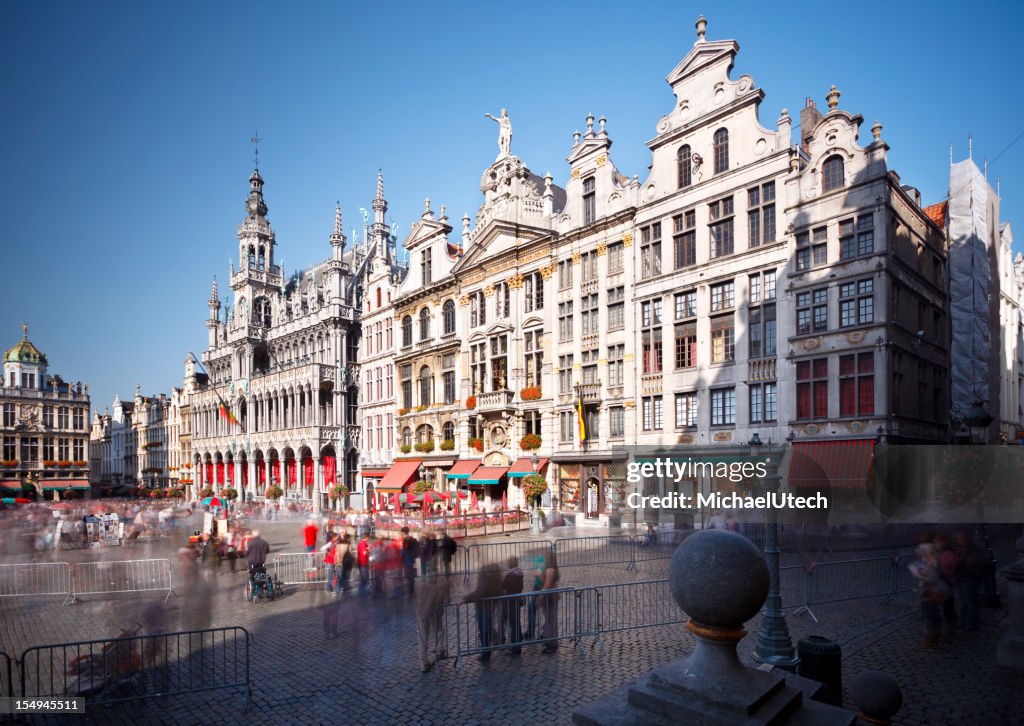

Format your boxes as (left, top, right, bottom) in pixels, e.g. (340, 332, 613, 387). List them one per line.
(577, 397, 587, 443)
(219, 403, 240, 427)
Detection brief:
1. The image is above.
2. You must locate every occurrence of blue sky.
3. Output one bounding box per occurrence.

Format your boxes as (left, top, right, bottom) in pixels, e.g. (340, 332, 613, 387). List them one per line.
(2, 1, 1022, 413)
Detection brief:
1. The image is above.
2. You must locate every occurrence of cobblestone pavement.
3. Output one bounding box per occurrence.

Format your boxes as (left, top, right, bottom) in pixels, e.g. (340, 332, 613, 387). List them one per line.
(1, 518, 1021, 724)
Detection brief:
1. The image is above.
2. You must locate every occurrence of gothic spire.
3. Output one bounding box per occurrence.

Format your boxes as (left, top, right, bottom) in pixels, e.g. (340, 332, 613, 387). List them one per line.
(246, 167, 269, 218)
(372, 169, 387, 224)
(330, 202, 347, 258)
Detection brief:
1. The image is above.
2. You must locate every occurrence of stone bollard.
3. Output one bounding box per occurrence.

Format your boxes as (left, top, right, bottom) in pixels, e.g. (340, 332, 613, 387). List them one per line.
(849, 670, 902, 725)
(997, 533, 1024, 671)
(572, 530, 858, 725)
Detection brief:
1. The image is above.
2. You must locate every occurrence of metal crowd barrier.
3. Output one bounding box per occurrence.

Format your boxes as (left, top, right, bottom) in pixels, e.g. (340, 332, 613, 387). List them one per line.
(19, 626, 251, 710)
(554, 536, 638, 571)
(1, 651, 11, 698)
(0, 562, 74, 605)
(272, 552, 327, 586)
(71, 559, 175, 604)
(580, 579, 683, 649)
(461, 540, 551, 584)
(782, 553, 916, 623)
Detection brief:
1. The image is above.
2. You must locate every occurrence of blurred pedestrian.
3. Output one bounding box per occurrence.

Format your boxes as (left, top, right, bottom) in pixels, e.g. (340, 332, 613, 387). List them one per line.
(954, 530, 986, 631)
(322, 533, 339, 594)
(337, 533, 354, 595)
(910, 543, 948, 650)
(303, 519, 318, 553)
(357, 531, 371, 596)
(934, 533, 958, 633)
(539, 549, 561, 653)
(463, 563, 503, 662)
(401, 526, 420, 597)
(502, 556, 524, 656)
(440, 532, 458, 574)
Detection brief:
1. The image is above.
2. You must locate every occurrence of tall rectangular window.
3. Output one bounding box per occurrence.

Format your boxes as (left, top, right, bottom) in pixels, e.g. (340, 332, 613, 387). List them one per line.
(58, 407, 69, 429)
(583, 177, 596, 226)
(797, 358, 829, 419)
(642, 396, 663, 431)
(559, 260, 573, 290)
(675, 321, 697, 369)
(490, 335, 508, 390)
(524, 271, 544, 312)
(675, 289, 696, 319)
(673, 210, 696, 269)
(3, 435, 16, 461)
(43, 437, 54, 461)
(709, 196, 735, 258)
(582, 348, 599, 384)
(675, 392, 698, 428)
(581, 293, 599, 335)
(840, 353, 875, 416)
(640, 223, 662, 279)
(607, 344, 624, 387)
(524, 410, 541, 436)
(748, 304, 776, 359)
(524, 330, 543, 387)
(558, 301, 574, 341)
(711, 315, 735, 364)
(442, 353, 456, 405)
(610, 406, 625, 438)
(560, 411, 574, 443)
(747, 181, 776, 247)
(749, 382, 778, 423)
(840, 279, 874, 327)
(401, 365, 413, 409)
(641, 299, 663, 374)
(796, 228, 828, 270)
(710, 281, 735, 312)
(470, 342, 487, 394)
(796, 288, 828, 334)
(581, 250, 598, 282)
(421, 249, 432, 285)
(711, 388, 736, 426)
(42, 405, 53, 428)
(607, 286, 625, 330)
(607, 241, 624, 274)
(559, 354, 574, 394)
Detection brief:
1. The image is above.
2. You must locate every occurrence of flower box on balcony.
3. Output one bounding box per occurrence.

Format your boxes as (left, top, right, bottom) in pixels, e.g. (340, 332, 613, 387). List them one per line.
(398, 408, 411, 416)
(414, 405, 427, 413)
(465, 396, 477, 410)
(0, 460, 17, 468)
(414, 440, 435, 453)
(520, 434, 542, 451)
(73, 460, 87, 467)
(440, 439, 455, 451)
(57, 461, 73, 468)
(469, 437, 484, 452)
(42, 460, 57, 467)
(520, 386, 542, 401)
(400, 444, 412, 454)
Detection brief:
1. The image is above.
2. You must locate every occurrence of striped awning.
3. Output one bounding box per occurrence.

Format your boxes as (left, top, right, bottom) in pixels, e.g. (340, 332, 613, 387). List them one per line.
(378, 460, 422, 491)
(446, 459, 481, 479)
(468, 466, 508, 485)
(45, 479, 91, 489)
(788, 440, 874, 490)
(508, 457, 549, 478)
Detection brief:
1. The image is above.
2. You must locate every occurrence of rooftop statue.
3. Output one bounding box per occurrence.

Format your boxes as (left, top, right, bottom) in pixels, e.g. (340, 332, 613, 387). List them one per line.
(484, 108, 512, 160)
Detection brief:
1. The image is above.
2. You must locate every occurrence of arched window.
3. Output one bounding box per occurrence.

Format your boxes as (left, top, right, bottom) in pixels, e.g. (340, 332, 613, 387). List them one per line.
(402, 316, 413, 347)
(713, 129, 729, 174)
(416, 424, 434, 444)
(442, 299, 456, 335)
(402, 427, 412, 448)
(253, 297, 271, 327)
(677, 145, 692, 188)
(248, 246, 256, 269)
(257, 246, 265, 271)
(419, 307, 431, 340)
(442, 421, 454, 442)
(823, 155, 845, 193)
(376, 288, 382, 308)
(419, 365, 432, 406)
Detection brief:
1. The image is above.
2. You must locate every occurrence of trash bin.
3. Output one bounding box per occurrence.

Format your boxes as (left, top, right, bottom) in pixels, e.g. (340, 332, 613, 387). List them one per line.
(797, 635, 842, 706)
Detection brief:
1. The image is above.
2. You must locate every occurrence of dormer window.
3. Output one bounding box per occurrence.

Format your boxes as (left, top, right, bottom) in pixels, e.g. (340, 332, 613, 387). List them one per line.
(823, 155, 845, 193)
(713, 128, 729, 174)
(583, 177, 596, 226)
(677, 145, 692, 189)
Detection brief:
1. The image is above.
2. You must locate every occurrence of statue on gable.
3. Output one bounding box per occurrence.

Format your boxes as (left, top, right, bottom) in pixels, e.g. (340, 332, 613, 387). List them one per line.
(485, 108, 512, 160)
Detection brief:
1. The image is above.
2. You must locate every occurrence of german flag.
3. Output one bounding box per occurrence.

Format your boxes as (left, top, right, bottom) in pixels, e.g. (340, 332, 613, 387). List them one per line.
(219, 403, 240, 427)
(576, 397, 587, 443)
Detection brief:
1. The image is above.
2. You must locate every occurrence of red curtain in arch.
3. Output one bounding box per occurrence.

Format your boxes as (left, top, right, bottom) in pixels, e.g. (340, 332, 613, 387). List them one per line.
(205, 463, 213, 485)
(256, 460, 266, 486)
(241, 463, 248, 487)
(216, 462, 225, 485)
(302, 457, 314, 486)
(271, 460, 281, 485)
(227, 463, 234, 485)
(286, 458, 297, 487)
(322, 456, 336, 486)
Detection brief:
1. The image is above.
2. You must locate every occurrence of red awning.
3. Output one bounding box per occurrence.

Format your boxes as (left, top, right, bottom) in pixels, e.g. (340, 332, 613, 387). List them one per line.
(378, 460, 422, 491)
(446, 459, 482, 480)
(508, 457, 549, 478)
(47, 479, 91, 489)
(360, 469, 389, 478)
(469, 466, 509, 485)
(788, 440, 874, 490)
(1, 479, 20, 490)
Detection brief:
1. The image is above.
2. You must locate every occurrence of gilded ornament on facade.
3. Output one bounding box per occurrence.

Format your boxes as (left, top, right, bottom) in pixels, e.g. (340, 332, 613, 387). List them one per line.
(713, 432, 732, 442)
(623, 233, 633, 248)
(458, 295, 470, 307)
(596, 241, 607, 256)
(802, 337, 822, 351)
(571, 168, 580, 180)
(540, 263, 556, 280)
(804, 423, 821, 435)
(845, 330, 866, 344)
(507, 273, 524, 289)
(849, 420, 865, 433)
(596, 155, 607, 167)
(678, 434, 694, 444)
(482, 284, 495, 297)
(572, 251, 581, 265)
(623, 401, 636, 408)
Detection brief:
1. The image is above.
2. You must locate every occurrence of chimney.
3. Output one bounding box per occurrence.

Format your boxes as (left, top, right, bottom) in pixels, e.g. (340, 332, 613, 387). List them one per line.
(800, 98, 822, 150)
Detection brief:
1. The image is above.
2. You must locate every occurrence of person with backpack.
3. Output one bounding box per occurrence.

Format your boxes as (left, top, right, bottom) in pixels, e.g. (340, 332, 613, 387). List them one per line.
(401, 526, 420, 597)
(440, 532, 458, 574)
(337, 533, 355, 596)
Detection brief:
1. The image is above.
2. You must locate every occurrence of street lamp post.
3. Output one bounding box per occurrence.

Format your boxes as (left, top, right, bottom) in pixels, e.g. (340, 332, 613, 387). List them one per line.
(530, 451, 542, 535)
(749, 433, 798, 669)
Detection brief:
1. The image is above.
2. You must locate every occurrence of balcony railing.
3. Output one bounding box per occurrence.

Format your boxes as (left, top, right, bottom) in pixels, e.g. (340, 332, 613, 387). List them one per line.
(577, 383, 602, 402)
(748, 358, 777, 381)
(477, 390, 514, 411)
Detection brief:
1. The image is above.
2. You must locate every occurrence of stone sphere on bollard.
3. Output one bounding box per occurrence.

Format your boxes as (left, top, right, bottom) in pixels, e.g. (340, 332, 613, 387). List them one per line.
(849, 669, 902, 724)
(669, 529, 769, 629)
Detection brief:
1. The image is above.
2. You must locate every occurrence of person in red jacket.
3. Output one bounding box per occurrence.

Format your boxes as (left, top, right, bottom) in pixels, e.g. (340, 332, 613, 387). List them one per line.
(303, 519, 318, 552)
(357, 531, 371, 596)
